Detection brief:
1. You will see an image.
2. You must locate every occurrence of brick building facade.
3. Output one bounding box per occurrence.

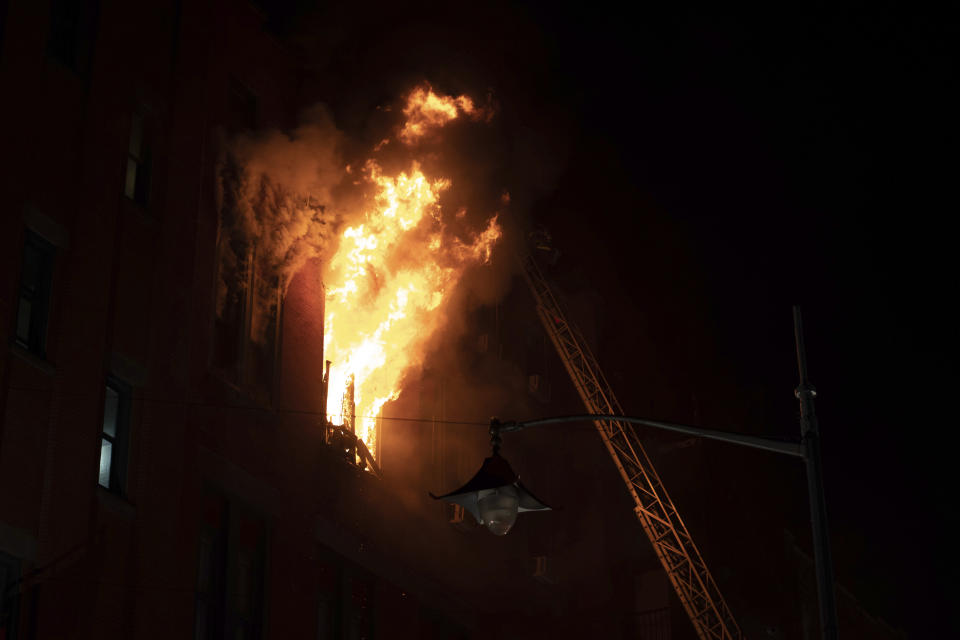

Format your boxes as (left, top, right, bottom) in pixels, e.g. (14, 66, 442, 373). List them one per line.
(0, 2, 906, 639)
(0, 1, 665, 638)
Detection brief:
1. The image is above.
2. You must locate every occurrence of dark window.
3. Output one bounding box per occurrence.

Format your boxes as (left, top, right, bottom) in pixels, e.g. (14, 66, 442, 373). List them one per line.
(98, 376, 131, 494)
(345, 573, 374, 640)
(212, 152, 247, 382)
(47, 0, 98, 74)
(0, 552, 20, 640)
(212, 155, 281, 402)
(195, 493, 228, 640)
(15, 230, 55, 357)
(124, 111, 152, 206)
(195, 495, 267, 640)
(211, 248, 248, 379)
(1, 0, 9, 51)
(246, 261, 280, 399)
(170, 0, 182, 68)
(316, 592, 336, 640)
(315, 551, 374, 640)
(228, 520, 266, 640)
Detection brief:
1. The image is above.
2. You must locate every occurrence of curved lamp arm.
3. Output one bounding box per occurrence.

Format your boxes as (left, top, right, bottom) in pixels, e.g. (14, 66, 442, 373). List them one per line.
(497, 414, 804, 458)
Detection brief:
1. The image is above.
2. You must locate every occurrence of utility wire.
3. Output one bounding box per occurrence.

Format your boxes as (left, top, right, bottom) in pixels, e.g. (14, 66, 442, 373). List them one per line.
(6, 384, 489, 427)
(11, 388, 767, 435)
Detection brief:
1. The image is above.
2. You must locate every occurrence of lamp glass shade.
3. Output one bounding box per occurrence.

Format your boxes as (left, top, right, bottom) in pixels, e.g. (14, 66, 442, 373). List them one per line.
(430, 453, 551, 535)
(478, 485, 519, 536)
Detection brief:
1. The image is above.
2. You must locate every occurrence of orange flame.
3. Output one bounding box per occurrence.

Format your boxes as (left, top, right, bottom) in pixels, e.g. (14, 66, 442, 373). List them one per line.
(325, 88, 501, 460)
(398, 85, 485, 144)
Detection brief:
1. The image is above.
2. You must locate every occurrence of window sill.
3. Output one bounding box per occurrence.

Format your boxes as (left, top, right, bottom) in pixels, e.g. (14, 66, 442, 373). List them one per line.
(97, 486, 136, 521)
(9, 343, 56, 376)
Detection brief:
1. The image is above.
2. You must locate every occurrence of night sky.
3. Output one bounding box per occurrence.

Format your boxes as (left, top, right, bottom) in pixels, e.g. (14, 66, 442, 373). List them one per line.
(274, 1, 957, 635)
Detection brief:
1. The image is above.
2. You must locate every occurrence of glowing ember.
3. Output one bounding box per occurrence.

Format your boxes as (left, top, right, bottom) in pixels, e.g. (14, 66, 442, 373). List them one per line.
(324, 86, 502, 460)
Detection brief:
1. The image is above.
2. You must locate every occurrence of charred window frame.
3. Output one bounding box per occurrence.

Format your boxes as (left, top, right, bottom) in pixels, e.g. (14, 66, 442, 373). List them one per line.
(212, 242, 282, 400)
(212, 76, 261, 387)
(212, 114, 283, 403)
(245, 252, 282, 402)
(98, 376, 131, 495)
(124, 110, 152, 207)
(0, 552, 20, 640)
(47, 0, 99, 75)
(14, 230, 56, 358)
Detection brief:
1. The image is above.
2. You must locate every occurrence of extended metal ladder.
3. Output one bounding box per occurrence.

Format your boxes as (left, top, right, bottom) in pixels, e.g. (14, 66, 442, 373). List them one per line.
(519, 252, 743, 640)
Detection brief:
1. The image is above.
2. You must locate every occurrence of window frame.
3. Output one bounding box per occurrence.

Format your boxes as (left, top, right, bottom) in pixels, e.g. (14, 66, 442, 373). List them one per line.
(14, 229, 56, 358)
(210, 235, 283, 405)
(194, 495, 268, 640)
(46, 0, 100, 76)
(0, 551, 20, 640)
(124, 109, 152, 207)
(98, 375, 132, 495)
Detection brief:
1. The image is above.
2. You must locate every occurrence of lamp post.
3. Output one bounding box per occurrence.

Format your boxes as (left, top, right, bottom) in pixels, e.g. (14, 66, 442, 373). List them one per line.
(432, 306, 838, 638)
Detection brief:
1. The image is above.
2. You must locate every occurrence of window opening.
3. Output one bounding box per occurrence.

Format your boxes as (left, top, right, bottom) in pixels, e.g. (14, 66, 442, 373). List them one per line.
(124, 111, 152, 206)
(0, 552, 20, 640)
(47, 0, 99, 74)
(98, 376, 131, 494)
(15, 230, 55, 358)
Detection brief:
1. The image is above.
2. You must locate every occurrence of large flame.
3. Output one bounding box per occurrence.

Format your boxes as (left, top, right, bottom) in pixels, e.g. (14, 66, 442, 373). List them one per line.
(324, 86, 501, 460)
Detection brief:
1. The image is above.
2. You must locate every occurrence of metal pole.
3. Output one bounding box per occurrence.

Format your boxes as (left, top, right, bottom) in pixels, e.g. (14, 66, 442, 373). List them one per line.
(793, 306, 839, 639)
(503, 414, 803, 458)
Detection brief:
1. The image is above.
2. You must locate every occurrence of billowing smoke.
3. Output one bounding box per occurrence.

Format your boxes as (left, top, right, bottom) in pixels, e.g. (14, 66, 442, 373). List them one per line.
(215, 105, 345, 344)
(213, 84, 518, 443)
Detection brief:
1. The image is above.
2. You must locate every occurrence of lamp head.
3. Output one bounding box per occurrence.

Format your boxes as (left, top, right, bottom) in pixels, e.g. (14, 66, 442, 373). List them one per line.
(430, 452, 551, 535)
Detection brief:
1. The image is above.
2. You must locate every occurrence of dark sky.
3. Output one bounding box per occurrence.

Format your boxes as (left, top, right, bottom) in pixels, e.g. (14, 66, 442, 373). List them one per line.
(276, 1, 958, 634)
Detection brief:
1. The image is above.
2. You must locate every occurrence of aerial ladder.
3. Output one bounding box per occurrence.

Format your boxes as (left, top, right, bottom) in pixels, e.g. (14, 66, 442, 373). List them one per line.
(518, 248, 744, 640)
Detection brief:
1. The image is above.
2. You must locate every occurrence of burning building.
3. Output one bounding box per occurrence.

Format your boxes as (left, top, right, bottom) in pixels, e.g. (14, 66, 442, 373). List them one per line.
(0, 1, 908, 640)
(0, 1, 660, 638)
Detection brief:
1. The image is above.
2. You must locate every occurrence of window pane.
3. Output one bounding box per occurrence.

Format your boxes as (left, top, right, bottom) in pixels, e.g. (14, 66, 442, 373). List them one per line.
(317, 598, 333, 640)
(134, 153, 151, 206)
(125, 160, 138, 199)
(18, 232, 54, 358)
(48, 0, 82, 69)
(21, 244, 41, 291)
(194, 606, 208, 640)
(16, 298, 32, 344)
(236, 550, 252, 614)
(98, 439, 113, 488)
(197, 535, 212, 593)
(103, 386, 120, 437)
(129, 113, 143, 157)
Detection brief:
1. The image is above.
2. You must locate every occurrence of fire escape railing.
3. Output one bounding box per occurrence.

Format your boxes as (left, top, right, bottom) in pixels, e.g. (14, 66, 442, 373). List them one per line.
(519, 252, 743, 640)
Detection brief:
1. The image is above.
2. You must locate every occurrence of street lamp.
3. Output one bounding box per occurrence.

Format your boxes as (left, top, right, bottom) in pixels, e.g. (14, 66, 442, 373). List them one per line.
(432, 307, 839, 639)
(429, 423, 551, 535)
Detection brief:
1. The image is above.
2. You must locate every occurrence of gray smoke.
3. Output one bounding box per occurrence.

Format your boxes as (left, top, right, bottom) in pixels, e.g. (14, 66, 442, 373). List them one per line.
(215, 106, 346, 344)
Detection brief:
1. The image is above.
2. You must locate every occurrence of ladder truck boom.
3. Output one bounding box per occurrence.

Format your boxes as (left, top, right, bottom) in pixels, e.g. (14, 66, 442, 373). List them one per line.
(519, 252, 744, 640)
